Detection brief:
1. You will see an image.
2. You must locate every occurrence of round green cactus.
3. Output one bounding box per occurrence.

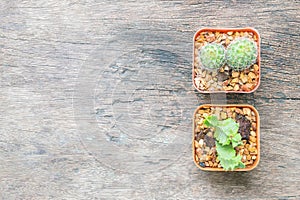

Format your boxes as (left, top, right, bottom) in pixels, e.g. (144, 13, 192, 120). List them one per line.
(199, 43, 226, 70)
(226, 38, 258, 71)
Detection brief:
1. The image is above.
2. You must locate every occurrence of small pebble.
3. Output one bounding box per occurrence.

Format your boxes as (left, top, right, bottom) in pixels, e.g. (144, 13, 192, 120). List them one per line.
(249, 136, 256, 143)
(199, 162, 206, 168)
(235, 108, 243, 114)
(205, 156, 211, 162)
(200, 155, 206, 162)
(231, 78, 239, 84)
(195, 42, 202, 49)
(243, 108, 251, 116)
(199, 139, 204, 147)
(233, 84, 240, 91)
(249, 147, 257, 154)
(198, 118, 204, 125)
(206, 34, 215, 42)
(245, 160, 253, 165)
(196, 148, 202, 157)
(205, 147, 210, 153)
(250, 131, 256, 137)
(220, 112, 227, 120)
(206, 131, 213, 138)
(248, 72, 256, 81)
(239, 149, 244, 155)
(221, 34, 227, 40)
(247, 155, 252, 161)
(241, 84, 250, 92)
(242, 155, 247, 162)
(223, 85, 233, 91)
(232, 71, 240, 78)
(250, 150, 258, 155)
(252, 123, 257, 131)
(225, 38, 230, 45)
(203, 113, 209, 118)
(240, 73, 248, 83)
(198, 109, 205, 114)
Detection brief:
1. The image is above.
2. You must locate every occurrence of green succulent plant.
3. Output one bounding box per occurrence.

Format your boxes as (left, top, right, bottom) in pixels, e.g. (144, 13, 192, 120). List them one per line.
(199, 43, 226, 70)
(204, 115, 245, 171)
(226, 38, 258, 71)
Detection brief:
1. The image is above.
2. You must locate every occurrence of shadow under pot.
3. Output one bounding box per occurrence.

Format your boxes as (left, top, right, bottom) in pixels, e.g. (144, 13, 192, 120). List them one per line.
(193, 104, 260, 171)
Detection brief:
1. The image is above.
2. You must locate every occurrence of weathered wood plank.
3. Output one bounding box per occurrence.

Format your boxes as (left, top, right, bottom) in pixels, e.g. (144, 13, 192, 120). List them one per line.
(0, 0, 299, 199)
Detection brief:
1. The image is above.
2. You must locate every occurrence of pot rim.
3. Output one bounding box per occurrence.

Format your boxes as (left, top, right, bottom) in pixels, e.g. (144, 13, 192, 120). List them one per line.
(192, 104, 260, 171)
(192, 27, 261, 94)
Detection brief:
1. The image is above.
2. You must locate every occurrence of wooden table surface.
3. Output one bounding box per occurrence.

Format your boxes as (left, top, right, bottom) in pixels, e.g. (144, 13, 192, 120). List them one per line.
(1, 0, 299, 199)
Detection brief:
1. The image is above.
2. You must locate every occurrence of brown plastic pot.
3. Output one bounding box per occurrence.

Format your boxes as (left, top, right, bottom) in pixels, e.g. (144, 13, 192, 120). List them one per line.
(193, 27, 261, 94)
(192, 104, 260, 171)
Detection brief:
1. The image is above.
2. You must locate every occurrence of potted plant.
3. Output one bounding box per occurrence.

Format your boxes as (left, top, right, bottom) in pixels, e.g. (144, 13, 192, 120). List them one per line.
(192, 104, 260, 171)
(193, 28, 261, 93)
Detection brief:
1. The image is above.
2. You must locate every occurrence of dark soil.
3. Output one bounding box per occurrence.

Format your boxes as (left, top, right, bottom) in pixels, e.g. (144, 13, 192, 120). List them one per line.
(204, 134, 215, 148)
(217, 72, 229, 82)
(236, 114, 251, 140)
(195, 130, 205, 141)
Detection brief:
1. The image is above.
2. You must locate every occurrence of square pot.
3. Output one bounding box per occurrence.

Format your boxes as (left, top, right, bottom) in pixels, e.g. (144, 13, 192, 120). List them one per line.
(193, 104, 260, 171)
(193, 28, 261, 93)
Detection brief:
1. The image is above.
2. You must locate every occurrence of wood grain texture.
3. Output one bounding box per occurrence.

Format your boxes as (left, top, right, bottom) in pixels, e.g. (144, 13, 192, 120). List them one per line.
(0, 0, 299, 199)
